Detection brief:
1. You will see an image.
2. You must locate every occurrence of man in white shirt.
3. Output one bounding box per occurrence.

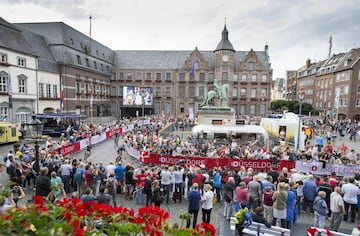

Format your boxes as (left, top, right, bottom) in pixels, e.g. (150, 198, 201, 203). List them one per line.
(341, 177, 360, 223)
(330, 186, 344, 232)
(160, 166, 172, 204)
(106, 161, 116, 177)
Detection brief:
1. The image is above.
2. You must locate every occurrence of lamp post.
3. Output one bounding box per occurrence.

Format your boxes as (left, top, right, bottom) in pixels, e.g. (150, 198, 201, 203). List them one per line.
(297, 87, 305, 151)
(25, 113, 43, 176)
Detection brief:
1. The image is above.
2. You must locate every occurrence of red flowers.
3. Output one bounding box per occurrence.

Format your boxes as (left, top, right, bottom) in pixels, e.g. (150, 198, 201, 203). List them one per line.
(0, 196, 216, 236)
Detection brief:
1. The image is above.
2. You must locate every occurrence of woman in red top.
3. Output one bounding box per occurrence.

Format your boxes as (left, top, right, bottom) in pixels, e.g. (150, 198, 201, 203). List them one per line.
(135, 169, 148, 205)
(84, 165, 94, 191)
(235, 182, 248, 212)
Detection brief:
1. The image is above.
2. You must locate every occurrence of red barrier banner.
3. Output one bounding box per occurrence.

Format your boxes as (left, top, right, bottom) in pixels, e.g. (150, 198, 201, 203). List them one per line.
(106, 128, 123, 139)
(59, 142, 80, 157)
(148, 153, 295, 171)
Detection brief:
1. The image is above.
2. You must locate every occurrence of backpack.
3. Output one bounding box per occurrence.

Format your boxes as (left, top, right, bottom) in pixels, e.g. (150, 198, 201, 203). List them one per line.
(74, 169, 84, 182)
(242, 211, 252, 227)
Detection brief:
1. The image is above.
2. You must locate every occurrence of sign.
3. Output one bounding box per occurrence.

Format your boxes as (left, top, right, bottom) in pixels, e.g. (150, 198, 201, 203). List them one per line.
(212, 120, 223, 125)
(295, 161, 360, 177)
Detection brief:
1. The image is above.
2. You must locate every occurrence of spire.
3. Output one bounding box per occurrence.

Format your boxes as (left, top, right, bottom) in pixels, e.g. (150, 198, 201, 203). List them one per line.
(214, 24, 235, 52)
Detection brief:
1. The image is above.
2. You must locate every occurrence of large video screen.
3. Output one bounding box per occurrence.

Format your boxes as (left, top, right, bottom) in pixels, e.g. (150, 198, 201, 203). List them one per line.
(123, 86, 153, 106)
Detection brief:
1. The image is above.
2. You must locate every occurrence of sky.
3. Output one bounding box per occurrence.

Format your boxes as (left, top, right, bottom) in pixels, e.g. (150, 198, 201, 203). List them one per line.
(2, 0, 360, 79)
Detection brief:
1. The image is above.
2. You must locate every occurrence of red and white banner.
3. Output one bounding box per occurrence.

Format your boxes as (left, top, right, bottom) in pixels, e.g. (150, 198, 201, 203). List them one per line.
(295, 161, 360, 177)
(59, 142, 80, 156)
(139, 150, 150, 163)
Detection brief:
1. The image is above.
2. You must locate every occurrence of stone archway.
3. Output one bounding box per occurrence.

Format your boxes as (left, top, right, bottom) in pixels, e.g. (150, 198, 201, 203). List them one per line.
(43, 107, 55, 113)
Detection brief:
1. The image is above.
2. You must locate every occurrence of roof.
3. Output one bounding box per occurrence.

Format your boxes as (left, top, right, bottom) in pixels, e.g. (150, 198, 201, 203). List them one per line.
(191, 124, 269, 139)
(114, 50, 270, 70)
(214, 24, 235, 52)
(0, 17, 36, 56)
(334, 48, 360, 72)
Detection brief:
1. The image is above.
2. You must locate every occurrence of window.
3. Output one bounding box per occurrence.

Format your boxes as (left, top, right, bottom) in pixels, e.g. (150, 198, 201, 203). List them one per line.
(179, 73, 185, 81)
(165, 102, 171, 114)
(233, 73, 239, 82)
(85, 83, 89, 94)
(261, 88, 267, 96)
(222, 72, 228, 81)
(126, 72, 132, 80)
(251, 74, 257, 82)
(248, 62, 254, 71)
(358, 86, 360, 94)
(0, 53, 7, 63)
(200, 73, 205, 81)
(260, 104, 266, 115)
(155, 102, 161, 114)
(17, 76, 26, 94)
(53, 85, 58, 98)
(209, 73, 214, 81)
(179, 86, 185, 97)
(180, 103, 184, 113)
(240, 104, 246, 114)
(357, 99, 360, 107)
(17, 57, 26, 67)
(146, 72, 152, 81)
(250, 105, 256, 114)
(156, 87, 161, 97)
(0, 107, 8, 119)
(232, 88, 238, 97)
(261, 74, 267, 82)
(165, 87, 171, 97)
(16, 110, 31, 125)
(110, 86, 117, 96)
(240, 88, 247, 97)
(189, 86, 195, 97)
(119, 86, 123, 96)
(86, 58, 90, 67)
(76, 82, 81, 94)
(46, 84, 51, 97)
(100, 63, 104, 71)
(166, 72, 172, 81)
(231, 104, 237, 114)
(119, 72, 124, 80)
(76, 55, 81, 65)
(93, 61, 97, 70)
(39, 83, 44, 97)
(251, 88, 257, 98)
(136, 72, 142, 81)
(156, 72, 162, 81)
(358, 70, 360, 80)
(199, 86, 205, 97)
(241, 73, 247, 82)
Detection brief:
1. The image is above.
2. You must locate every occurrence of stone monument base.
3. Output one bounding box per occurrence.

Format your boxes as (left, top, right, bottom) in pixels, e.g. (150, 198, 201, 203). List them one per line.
(198, 107, 235, 125)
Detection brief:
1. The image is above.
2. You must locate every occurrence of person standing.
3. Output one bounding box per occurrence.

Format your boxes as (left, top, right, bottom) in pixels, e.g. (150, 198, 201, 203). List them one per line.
(212, 168, 222, 203)
(125, 163, 134, 200)
(143, 173, 153, 206)
(342, 177, 360, 223)
(58, 159, 72, 193)
(160, 166, 172, 204)
(151, 180, 162, 207)
(317, 176, 333, 217)
(35, 167, 51, 197)
(186, 183, 201, 228)
(313, 191, 328, 228)
(247, 175, 262, 211)
(114, 162, 125, 194)
(302, 175, 317, 213)
(330, 186, 344, 232)
(315, 133, 324, 152)
(201, 184, 214, 223)
(223, 177, 236, 220)
(285, 183, 296, 229)
(272, 182, 287, 228)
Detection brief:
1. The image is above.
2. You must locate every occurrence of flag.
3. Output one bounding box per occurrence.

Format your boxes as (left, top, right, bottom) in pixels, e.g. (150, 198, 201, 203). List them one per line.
(7, 73, 12, 108)
(334, 88, 340, 109)
(190, 52, 197, 78)
(89, 86, 93, 107)
(60, 82, 64, 110)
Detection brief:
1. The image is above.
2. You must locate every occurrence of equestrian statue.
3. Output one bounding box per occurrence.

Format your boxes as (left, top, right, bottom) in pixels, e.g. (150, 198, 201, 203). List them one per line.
(200, 79, 229, 107)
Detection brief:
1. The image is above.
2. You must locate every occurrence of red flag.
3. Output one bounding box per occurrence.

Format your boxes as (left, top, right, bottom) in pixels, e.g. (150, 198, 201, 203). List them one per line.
(60, 82, 64, 110)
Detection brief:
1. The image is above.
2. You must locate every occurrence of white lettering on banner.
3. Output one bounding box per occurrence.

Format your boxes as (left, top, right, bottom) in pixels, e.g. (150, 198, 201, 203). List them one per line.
(230, 160, 279, 169)
(61, 145, 75, 155)
(295, 161, 360, 176)
(158, 157, 205, 166)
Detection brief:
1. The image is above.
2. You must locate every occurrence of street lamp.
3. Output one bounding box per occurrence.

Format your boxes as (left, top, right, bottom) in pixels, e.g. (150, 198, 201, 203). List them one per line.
(297, 87, 305, 150)
(25, 113, 44, 176)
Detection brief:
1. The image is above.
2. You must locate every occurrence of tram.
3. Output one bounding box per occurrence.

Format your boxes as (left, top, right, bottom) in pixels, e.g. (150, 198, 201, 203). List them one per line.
(0, 122, 21, 144)
(191, 124, 269, 149)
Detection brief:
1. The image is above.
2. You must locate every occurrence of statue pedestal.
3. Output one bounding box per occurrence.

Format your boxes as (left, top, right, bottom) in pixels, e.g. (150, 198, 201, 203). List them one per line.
(198, 107, 235, 125)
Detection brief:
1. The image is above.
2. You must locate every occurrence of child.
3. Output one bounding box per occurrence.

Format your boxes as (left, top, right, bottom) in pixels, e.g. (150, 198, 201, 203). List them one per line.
(234, 201, 250, 236)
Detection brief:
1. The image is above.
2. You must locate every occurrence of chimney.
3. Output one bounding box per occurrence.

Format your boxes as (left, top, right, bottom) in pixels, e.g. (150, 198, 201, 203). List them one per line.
(306, 59, 311, 68)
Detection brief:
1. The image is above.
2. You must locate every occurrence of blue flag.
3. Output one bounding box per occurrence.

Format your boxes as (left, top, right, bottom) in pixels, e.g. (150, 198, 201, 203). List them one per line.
(190, 52, 197, 78)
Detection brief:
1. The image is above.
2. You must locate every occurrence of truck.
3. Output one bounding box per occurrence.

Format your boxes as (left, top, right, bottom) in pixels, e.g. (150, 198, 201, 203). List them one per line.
(260, 112, 306, 150)
(0, 122, 21, 144)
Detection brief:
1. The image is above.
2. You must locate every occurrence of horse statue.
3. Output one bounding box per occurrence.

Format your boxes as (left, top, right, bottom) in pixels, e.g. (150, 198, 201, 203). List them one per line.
(200, 83, 229, 107)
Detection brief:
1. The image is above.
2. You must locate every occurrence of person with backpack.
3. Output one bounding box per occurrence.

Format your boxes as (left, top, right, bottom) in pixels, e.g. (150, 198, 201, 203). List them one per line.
(106, 173, 118, 206)
(313, 191, 328, 228)
(234, 201, 252, 236)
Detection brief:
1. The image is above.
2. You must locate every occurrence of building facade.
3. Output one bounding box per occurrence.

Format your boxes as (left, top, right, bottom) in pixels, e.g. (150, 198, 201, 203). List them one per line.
(112, 25, 272, 118)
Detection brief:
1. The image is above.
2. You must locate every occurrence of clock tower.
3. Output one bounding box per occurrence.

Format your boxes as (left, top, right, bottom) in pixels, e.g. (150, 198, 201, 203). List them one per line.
(214, 24, 235, 82)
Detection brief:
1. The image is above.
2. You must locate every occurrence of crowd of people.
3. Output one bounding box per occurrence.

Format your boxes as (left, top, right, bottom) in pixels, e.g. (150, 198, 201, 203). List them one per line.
(1, 114, 360, 235)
